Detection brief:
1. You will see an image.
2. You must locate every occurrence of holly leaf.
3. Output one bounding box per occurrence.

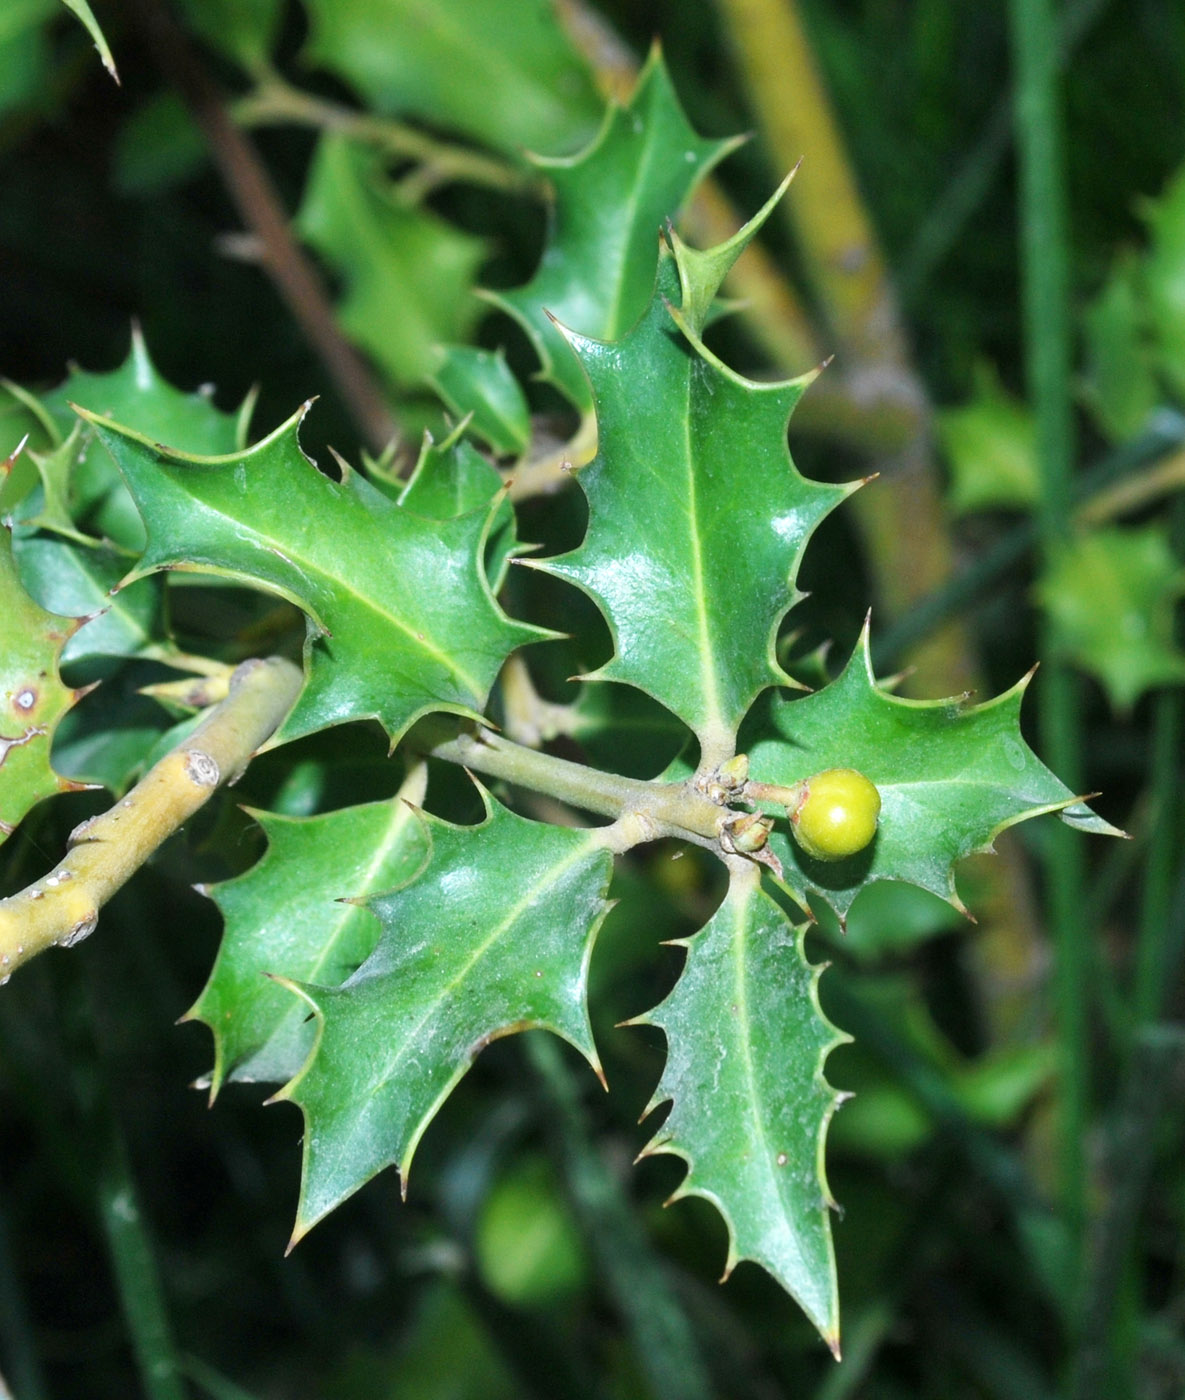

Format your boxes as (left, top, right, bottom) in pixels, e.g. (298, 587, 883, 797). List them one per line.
(938, 362, 1039, 514)
(301, 0, 602, 157)
(398, 427, 518, 591)
(427, 345, 530, 458)
(741, 627, 1120, 921)
(635, 867, 846, 1350)
(13, 531, 163, 673)
(59, 0, 118, 82)
(188, 783, 431, 1095)
(0, 524, 88, 843)
(273, 793, 613, 1242)
(539, 211, 850, 765)
(486, 51, 738, 409)
(296, 134, 486, 388)
(1081, 253, 1158, 442)
(84, 404, 545, 745)
(1038, 524, 1185, 711)
(9, 331, 250, 552)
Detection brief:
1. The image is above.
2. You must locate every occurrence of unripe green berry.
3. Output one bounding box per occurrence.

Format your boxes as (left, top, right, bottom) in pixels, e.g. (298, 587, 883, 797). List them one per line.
(789, 768, 881, 862)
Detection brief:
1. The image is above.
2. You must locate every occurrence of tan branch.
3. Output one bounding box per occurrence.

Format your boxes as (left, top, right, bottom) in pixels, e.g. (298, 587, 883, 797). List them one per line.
(0, 657, 303, 982)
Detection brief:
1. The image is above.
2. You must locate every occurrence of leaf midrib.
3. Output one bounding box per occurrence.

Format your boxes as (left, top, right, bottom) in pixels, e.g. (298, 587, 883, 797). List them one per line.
(357, 828, 599, 1108)
(145, 462, 486, 698)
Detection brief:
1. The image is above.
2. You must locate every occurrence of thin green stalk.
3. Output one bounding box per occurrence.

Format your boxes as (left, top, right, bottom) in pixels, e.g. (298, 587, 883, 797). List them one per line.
(414, 719, 731, 851)
(900, 0, 1109, 300)
(826, 980, 1073, 1317)
(96, 1130, 186, 1400)
(1132, 693, 1184, 1029)
(234, 79, 531, 195)
(179, 1354, 264, 1400)
(1071, 1027, 1185, 1400)
(525, 1033, 713, 1400)
(1008, 0, 1089, 1280)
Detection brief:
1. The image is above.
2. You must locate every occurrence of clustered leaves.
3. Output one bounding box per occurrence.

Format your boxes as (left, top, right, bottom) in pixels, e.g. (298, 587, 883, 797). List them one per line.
(0, 57, 1110, 1347)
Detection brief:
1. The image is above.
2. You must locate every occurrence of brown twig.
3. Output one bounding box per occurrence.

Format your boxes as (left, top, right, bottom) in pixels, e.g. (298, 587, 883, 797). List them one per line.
(128, 0, 398, 455)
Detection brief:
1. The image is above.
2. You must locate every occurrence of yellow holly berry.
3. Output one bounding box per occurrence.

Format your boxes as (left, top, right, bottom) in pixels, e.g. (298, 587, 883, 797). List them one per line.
(789, 768, 881, 862)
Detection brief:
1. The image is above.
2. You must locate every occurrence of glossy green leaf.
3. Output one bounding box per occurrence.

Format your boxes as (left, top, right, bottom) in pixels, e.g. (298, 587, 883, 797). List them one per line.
(1038, 524, 1185, 711)
(1143, 166, 1185, 402)
(427, 345, 530, 457)
(540, 241, 849, 763)
(275, 793, 612, 1240)
(296, 135, 486, 388)
(1081, 253, 1158, 442)
(49, 677, 175, 795)
(741, 627, 1120, 920)
(59, 0, 117, 82)
(487, 52, 737, 409)
(302, 0, 601, 157)
(0, 525, 86, 843)
(398, 428, 518, 590)
(13, 532, 163, 672)
(938, 362, 1039, 514)
(20, 332, 250, 552)
(636, 867, 846, 1348)
(189, 787, 431, 1095)
(44, 330, 248, 454)
(87, 405, 544, 744)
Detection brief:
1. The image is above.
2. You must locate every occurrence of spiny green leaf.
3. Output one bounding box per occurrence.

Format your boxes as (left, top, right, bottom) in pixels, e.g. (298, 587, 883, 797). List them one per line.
(86, 404, 545, 745)
(58, 0, 118, 82)
(427, 345, 530, 457)
(13, 531, 163, 673)
(189, 786, 431, 1096)
(1081, 253, 1158, 442)
(0, 525, 88, 843)
(636, 867, 846, 1349)
(11, 332, 250, 552)
(397, 427, 518, 590)
(1038, 523, 1185, 711)
(302, 0, 601, 157)
(44, 330, 250, 451)
(938, 362, 1039, 514)
(486, 51, 738, 409)
(742, 626, 1120, 921)
(296, 134, 486, 387)
(540, 242, 850, 764)
(274, 794, 613, 1241)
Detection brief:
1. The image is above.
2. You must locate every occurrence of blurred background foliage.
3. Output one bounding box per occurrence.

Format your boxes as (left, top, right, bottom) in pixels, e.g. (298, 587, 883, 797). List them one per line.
(1, 1, 1184, 1397)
